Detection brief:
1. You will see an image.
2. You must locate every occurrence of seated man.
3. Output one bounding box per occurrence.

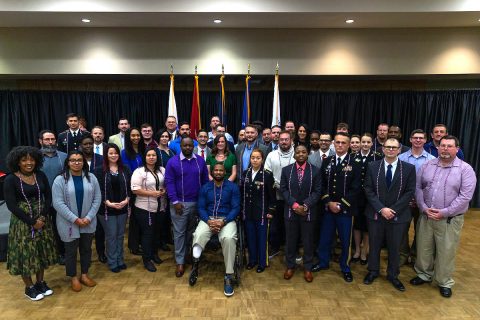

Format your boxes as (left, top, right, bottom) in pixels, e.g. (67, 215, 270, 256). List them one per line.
(189, 163, 240, 297)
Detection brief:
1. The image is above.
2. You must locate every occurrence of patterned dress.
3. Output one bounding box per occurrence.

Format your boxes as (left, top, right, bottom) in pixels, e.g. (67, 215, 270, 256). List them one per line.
(4, 172, 58, 276)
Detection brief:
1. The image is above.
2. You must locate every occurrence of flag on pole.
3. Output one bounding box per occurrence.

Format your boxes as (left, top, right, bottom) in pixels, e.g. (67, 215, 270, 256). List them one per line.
(190, 68, 201, 139)
(241, 73, 251, 129)
(168, 69, 178, 121)
(271, 67, 281, 127)
(219, 71, 227, 127)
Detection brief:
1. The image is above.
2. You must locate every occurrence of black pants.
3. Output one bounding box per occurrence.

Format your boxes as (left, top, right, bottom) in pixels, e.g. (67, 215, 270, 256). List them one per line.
(368, 218, 409, 278)
(95, 216, 105, 257)
(155, 211, 170, 248)
(269, 199, 285, 252)
(284, 218, 315, 270)
(128, 196, 141, 251)
(64, 233, 94, 277)
(49, 207, 65, 256)
(134, 207, 158, 262)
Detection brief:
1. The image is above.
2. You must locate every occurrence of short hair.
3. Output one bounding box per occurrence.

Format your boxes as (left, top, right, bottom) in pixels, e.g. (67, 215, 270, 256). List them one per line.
(179, 121, 190, 128)
(214, 123, 225, 130)
(284, 120, 295, 126)
(334, 132, 350, 140)
(197, 129, 208, 135)
(351, 134, 361, 140)
(80, 134, 94, 144)
(319, 132, 332, 139)
(91, 126, 104, 132)
(336, 122, 349, 130)
(166, 115, 177, 121)
(65, 113, 78, 120)
(262, 127, 271, 133)
(140, 123, 152, 129)
(378, 123, 389, 129)
(384, 137, 400, 146)
(440, 135, 459, 147)
(244, 124, 257, 131)
(251, 120, 264, 131)
(410, 129, 426, 138)
(6, 146, 44, 172)
(119, 117, 129, 123)
(271, 125, 282, 130)
(279, 130, 291, 137)
(38, 129, 54, 140)
(210, 115, 220, 121)
(432, 123, 448, 133)
(180, 136, 193, 144)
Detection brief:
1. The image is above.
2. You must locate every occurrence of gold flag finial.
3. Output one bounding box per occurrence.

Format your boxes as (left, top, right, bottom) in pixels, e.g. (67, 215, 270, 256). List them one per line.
(275, 62, 279, 75)
(247, 64, 251, 76)
(222, 64, 224, 75)
(195, 65, 197, 75)
(170, 65, 173, 76)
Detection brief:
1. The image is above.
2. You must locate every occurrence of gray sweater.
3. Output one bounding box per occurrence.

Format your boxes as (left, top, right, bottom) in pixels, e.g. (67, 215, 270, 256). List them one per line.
(52, 172, 101, 242)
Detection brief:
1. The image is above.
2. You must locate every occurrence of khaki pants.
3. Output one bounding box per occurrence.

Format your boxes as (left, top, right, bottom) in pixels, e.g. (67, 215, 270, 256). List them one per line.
(414, 214, 464, 288)
(192, 220, 237, 274)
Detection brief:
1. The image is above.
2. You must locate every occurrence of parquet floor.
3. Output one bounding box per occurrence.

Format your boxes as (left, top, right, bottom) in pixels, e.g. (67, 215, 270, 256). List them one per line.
(1, 211, 480, 319)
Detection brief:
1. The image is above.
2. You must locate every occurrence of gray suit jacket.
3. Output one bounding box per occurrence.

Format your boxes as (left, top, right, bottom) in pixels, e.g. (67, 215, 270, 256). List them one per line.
(193, 146, 211, 160)
(52, 173, 101, 242)
(308, 149, 335, 169)
(364, 159, 416, 224)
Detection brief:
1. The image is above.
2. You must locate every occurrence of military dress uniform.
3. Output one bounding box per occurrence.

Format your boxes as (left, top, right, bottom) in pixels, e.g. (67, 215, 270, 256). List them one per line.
(316, 154, 362, 277)
(241, 167, 276, 269)
(352, 151, 383, 233)
(57, 130, 90, 154)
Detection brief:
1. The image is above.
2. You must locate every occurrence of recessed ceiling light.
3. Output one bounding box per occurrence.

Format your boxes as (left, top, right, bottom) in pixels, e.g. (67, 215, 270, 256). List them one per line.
(213, 19, 222, 24)
(81, 18, 91, 23)
(345, 19, 354, 24)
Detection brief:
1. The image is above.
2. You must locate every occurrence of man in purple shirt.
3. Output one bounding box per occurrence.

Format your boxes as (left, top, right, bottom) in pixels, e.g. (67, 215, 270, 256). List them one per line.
(165, 137, 209, 278)
(411, 135, 476, 298)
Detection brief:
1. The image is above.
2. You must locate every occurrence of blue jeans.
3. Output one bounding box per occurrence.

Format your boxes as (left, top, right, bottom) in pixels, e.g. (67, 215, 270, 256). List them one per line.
(99, 213, 127, 269)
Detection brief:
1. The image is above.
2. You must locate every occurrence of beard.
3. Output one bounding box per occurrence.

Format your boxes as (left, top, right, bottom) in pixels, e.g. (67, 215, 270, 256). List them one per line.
(41, 145, 57, 153)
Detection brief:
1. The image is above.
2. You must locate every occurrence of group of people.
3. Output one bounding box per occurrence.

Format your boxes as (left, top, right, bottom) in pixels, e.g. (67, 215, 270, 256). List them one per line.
(2, 113, 476, 300)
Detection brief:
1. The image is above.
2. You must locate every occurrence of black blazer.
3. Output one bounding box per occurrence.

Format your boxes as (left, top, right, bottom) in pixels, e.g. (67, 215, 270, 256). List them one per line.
(320, 154, 362, 216)
(280, 162, 322, 221)
(241, 167, 276, 222)
(364, 159, 416, 224)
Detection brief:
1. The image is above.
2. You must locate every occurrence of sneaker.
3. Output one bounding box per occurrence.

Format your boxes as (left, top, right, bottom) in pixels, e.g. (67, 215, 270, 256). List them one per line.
(25, 286, 44, 301)
(268, 249, 280, 260)
(224, 275, 234, 297)
(34, 281, 53, 296)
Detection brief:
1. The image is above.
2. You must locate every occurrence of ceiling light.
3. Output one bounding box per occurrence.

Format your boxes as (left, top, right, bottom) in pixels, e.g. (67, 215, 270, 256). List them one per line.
(345, 19, 354, 24)
(213, 19, 222, 24)
(81, 18, 91, 23)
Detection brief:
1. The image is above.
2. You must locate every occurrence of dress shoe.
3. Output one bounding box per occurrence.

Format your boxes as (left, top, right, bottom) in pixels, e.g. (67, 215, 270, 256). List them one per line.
(439, 287, 452, 298)
(110, 267, 121, 273)
(175, 264, 185, 277)
(80, 275, 97, 287)
(304, 271, 313, 283)
(360, 257, 368, 265)
(129, 248, 143, 256)
(98, 254, 107, 264)
(144, 260, 157, 272)
(160, 244, 171, 251)
(71, 277, 82, 292)
(256, 266, 265, 273)
(350, 256, 360, 263)
(284, 268, 295, 280)
(343, 272, 353, 283)
(410, 276, 431, 286)
(58, 255, 65, 266)
(118, 264, 127, 270)
(311, 263, 329, 272)
(389, 277, 405, 291)
(152, 255, 163, 265)
(189, 259, 199, 286)
(246, 263, 256, 270)
(363, 272, 378, 285)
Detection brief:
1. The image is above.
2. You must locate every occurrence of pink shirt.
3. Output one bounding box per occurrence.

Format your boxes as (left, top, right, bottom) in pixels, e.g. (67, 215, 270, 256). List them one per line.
(131, 167, 166, 213)
(416, 157, 476, 217)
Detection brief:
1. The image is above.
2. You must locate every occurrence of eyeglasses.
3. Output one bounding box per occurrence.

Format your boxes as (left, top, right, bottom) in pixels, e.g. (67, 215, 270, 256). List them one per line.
(69, 159, 83, 164)
(384, 146, 399, 150)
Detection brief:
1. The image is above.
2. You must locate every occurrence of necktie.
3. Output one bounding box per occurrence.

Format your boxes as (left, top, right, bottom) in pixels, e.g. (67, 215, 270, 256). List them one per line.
(273, 144, 278, 150)
(297, 167, 304, 185)
(337, 157, 342, 166)
(72, 131, 77, 138)
(362, 156, 367, 163)
(386, 164, 393, 188)
(322, 154, 327, 161)
(95, 145, 100, 154)
(201, 149, 205, 159)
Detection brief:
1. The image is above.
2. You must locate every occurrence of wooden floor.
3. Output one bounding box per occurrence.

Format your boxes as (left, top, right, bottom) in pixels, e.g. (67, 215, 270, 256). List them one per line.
(1, 211, 480, 319)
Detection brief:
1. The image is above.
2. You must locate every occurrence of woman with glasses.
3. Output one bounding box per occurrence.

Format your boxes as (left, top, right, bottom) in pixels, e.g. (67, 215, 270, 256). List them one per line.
(52, 151, 101, 292)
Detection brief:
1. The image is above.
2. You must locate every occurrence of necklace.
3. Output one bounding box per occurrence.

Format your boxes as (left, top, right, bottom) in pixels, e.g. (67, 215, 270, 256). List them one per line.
(18, 173, 41, 238)
(103, 168, 130, 220)
(212, 181, 224, 219)
(179, 155, 201, 202)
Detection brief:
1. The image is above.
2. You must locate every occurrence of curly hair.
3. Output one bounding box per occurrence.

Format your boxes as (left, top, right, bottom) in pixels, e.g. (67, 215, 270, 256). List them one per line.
(6, 146, 44, 172)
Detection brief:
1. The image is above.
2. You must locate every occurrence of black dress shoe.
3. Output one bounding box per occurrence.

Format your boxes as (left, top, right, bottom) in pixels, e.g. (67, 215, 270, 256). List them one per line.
(144, 261, 157, 272)
(439, 287, 452, 298)
(98, 254, 107, 264)
(350, 256, 360, 263)
(256, 266, 265, 273)
(129, 248, 143, 256)
(58, 255, 66, 266)
(343, 272, 353, 283)
(312, 264, 329, 272)
(118, 264, 127, 270)
(410, 276, 430, 286)
(160, 244, 171, 252)
(110, 267, 121, 273)
(389, 278, 405, 291)
(246, 263, 256, 270)
(189, 259, 199, 286)
(363, 272, 378, 285)
(152, 255, 163, 265)
(360, 257, 368, 265)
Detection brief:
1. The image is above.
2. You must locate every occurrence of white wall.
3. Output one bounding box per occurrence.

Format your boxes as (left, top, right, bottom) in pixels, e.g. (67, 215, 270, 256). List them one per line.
(0, 27, 479, 76)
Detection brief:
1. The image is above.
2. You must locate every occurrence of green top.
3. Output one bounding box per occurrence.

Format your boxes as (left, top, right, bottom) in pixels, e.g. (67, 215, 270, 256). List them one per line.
(206, 152, 237, 179)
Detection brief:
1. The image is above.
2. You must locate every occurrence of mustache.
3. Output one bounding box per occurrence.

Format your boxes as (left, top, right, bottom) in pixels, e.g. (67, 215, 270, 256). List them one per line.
(41, 145, 57, 152)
